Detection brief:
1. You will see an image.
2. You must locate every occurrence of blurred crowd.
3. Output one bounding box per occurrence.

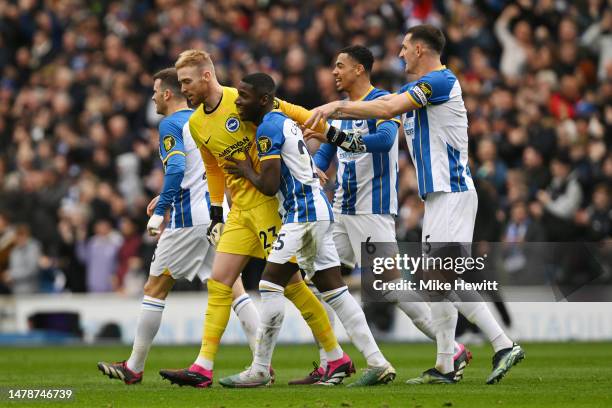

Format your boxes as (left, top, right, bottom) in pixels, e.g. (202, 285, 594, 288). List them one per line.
(0, 0, 610, 295)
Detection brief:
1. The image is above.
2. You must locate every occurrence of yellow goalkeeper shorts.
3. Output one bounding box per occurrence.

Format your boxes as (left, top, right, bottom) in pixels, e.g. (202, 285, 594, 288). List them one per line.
(217, 197, 283, 259)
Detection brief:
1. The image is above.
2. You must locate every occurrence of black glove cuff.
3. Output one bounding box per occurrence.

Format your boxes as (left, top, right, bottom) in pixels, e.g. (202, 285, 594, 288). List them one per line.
(326, 126, 347, 146)
(209, 205, 224, 222)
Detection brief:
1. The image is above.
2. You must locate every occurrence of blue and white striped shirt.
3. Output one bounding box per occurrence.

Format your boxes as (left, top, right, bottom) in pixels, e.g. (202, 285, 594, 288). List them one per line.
(398, 68, 475, 199)
(155, 109, 211, 228)
(314, 87, 400, 215)
(257, 111, 333, 224)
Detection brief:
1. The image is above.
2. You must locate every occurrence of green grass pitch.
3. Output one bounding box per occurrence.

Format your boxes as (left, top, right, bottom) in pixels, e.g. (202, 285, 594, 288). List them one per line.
(1, 342, 611, 407)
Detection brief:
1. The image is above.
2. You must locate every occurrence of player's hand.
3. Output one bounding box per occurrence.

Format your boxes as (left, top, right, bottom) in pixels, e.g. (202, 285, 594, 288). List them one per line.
(226, 154, 254, 178)
(147, 214, 164, 236)
(302, 128, 327, 143)
(207, 205, 225, 246)
(316, 168, 328, 185)
(147, 196, 160, 217)
(304, 101, 341, 129)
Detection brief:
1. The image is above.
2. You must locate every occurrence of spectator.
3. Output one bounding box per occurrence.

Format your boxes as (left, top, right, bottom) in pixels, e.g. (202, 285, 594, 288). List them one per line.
(522, 145, 551, 200)
(115, 217, 142, 291)
(537, 151, 583, 240)
(6, 224, 42, 294)
(476, 137, 507, 195)
(76, 219, 122, 293)
(0, 212, 16, 294)
(494, 4, 532, 79)
(503, 200, 546, 243)
(575, 184, 612, 241)
(0, 0, 608, 294)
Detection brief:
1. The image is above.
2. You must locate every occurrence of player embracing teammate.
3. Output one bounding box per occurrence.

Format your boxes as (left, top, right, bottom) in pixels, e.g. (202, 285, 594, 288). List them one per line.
(306, 25, 524, 385)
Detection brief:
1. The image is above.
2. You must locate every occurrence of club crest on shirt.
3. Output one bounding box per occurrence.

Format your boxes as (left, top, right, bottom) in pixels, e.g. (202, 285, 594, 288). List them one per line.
(353, 119, 366, 129)
(163, 135, 175, 152)
(225, 116, 240, 133)
(257, 136, 272, 153)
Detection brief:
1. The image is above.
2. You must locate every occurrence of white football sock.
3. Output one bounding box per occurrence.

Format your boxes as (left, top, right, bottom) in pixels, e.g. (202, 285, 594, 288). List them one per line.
(381, 278, 436, 340)
(322, 286, 387, 368)
(431, 301, 457, 374)
(232, 293, 260, 354)
(252, 280, 286, 374)
(126, 296, 165, 373)
(395, 301, 437, 341)
(454, 302, 513, 352)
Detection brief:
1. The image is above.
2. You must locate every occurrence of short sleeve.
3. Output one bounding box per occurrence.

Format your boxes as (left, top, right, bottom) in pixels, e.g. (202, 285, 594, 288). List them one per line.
(404, 70, 454, 107)
(158, 118, 186, 163)
(255, 120, 284, 161)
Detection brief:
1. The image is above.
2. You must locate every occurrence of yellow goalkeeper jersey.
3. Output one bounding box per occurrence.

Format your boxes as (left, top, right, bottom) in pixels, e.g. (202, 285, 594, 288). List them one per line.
(189, 86, 326, 210)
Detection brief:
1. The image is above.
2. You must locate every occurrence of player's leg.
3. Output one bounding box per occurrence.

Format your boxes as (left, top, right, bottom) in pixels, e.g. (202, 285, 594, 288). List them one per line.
(345, 213, 440, 340)
(231, 276, 260, 355)
(98, 225, 203, 383)
(446, 190, 523, 383)
(406, 193, 460, 384)
(219, 260, 296, 388)
(201, 237, 261, 357)
(220, 221, 348, 387)
(97, 273, 174, 384)
(288, 218, 351, 386)
(159, 208, 258, 387)
(159, 252, 249, 387)
(127, 274, 175, 371)
(252, 203, 345, 370)
(309, 221, 393, 386)
(193, 252, 249, 369)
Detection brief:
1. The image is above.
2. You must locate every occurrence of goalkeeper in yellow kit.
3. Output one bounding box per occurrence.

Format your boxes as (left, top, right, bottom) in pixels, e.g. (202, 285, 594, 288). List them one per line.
(159, 50, 353, 387)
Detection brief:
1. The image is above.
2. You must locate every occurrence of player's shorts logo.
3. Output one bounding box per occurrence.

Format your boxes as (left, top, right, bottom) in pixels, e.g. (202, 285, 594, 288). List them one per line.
(163, 135, 176, 152)
(225, 117, 240, 133)
(258, 136, 272, 153)
(354, 120, 365, 129)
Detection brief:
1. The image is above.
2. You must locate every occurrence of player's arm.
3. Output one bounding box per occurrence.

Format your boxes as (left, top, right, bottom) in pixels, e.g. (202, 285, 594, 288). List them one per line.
(358, 119, 400, 153)
(149, 120, 187, 235)
(312, 142, 336, 172)
(304, 93, 417, 128)
(304, 118, 400, 154)
(226, 121, 283, 196)
(276, 98, 328, 134)
(198, 145, 225, 204)
(188, 119, 226, 245)
(198, 144, 226, 245)
(226, 154, 280, 196)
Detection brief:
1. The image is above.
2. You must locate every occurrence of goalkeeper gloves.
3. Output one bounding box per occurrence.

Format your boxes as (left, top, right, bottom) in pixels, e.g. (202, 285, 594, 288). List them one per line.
(146, 214, 164, 236)
(207, 205, 225, 247)
(325, 126, 366, 153)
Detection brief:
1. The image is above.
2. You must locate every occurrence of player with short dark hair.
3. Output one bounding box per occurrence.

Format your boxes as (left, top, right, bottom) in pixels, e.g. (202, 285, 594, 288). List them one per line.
(218, 72, 395, 388)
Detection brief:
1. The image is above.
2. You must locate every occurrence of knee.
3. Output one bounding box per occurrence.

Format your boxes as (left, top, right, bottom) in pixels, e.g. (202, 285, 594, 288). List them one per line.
(143, 276, 172, 299)
(311, 267, 344, 292)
